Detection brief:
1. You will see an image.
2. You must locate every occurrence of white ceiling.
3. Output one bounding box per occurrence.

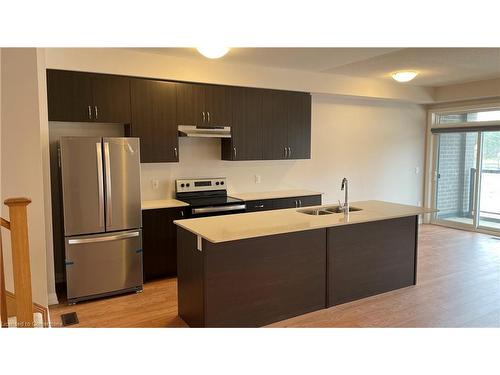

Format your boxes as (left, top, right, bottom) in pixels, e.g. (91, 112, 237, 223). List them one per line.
(132, 48, 500, 87)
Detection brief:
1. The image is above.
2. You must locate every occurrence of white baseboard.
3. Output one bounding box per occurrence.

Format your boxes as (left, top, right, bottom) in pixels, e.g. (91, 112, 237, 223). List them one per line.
(48, 292, 59, 306)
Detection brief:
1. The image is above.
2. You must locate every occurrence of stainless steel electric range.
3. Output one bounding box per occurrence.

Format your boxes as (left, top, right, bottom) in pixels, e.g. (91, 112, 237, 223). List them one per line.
(175, 177, 246, 218)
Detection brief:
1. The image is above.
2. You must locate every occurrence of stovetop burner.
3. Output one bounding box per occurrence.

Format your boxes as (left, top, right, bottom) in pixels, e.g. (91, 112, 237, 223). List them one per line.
(178, 195, 243, 208)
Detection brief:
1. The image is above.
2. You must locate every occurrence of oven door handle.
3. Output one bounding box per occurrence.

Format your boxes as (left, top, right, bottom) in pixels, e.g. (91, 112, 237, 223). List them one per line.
(192, 204, 246, 215)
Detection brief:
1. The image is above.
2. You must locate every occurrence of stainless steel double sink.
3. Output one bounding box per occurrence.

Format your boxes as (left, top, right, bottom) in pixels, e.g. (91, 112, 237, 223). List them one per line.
(298, 206, 362, 216)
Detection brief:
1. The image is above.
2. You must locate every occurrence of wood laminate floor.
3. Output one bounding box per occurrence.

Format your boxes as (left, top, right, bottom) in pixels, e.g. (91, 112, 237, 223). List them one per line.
(49, 224, 500, 328)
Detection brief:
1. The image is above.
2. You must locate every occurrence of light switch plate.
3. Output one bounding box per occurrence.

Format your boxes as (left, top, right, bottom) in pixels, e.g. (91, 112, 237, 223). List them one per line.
(255, 175, 261, 184)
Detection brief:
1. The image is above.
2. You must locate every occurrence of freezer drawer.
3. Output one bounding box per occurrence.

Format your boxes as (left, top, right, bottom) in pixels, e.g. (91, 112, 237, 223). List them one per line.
(65, 229, 143, 302)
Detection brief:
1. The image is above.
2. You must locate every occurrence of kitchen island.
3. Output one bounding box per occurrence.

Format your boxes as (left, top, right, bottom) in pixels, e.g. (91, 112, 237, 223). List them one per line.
(174, 200, 435, 327)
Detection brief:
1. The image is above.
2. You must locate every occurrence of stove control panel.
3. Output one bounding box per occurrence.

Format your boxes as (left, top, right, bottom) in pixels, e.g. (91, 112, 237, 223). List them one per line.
(176, 177, 226, 193)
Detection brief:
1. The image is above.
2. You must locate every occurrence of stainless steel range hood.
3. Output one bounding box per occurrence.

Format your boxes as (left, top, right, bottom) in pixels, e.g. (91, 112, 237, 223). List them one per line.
(178, 125, 231, 138)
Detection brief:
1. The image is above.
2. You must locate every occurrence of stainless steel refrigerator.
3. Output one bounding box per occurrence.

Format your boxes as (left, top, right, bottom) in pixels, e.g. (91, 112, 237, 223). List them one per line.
(60, 137, 143, 303)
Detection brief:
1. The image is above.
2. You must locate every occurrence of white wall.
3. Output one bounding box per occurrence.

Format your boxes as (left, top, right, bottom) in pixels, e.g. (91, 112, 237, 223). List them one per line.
(142, 95, 426, 206)
(1, 48, 49, 307)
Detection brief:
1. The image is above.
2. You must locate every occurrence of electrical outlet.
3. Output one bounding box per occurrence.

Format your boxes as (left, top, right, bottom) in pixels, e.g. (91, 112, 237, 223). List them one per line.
(152, 179, 159, 190)
(255, 175, 261, 184)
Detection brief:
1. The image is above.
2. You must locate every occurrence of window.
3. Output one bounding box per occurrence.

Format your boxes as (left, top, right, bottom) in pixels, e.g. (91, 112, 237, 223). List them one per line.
(434, 109, 500, 125)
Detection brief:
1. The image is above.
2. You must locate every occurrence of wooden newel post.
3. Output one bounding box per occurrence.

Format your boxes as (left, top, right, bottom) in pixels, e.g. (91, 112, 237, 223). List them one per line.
(4, 197, 33, 328)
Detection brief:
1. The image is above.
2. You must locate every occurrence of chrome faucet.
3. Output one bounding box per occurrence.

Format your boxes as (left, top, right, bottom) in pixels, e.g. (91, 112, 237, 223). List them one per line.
(338, 178, 349, 214)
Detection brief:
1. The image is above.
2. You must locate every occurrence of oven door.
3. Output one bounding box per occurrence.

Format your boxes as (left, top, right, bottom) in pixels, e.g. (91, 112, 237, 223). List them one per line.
(189, 203, 247, 218)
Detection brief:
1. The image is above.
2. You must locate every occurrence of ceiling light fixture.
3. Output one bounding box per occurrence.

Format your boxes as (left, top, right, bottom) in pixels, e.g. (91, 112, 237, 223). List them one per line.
(196, 47, 230, 59)
(392, 71, 418, 82)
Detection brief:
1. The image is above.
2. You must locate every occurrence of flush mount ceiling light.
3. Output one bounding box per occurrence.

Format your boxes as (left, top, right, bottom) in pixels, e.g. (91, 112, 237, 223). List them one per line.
(391, 71, 418, 82)
(196, 47, 230, 59)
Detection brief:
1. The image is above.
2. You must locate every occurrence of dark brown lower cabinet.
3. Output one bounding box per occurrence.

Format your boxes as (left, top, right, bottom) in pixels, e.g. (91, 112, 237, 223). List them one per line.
(273, 195, 321, 209)
(177, 215, 419, 327)
(245, 194, 322, 212)
(142, 207, 185, 281)
(327, 216, 418, 307)
(177, 228, 326, 327)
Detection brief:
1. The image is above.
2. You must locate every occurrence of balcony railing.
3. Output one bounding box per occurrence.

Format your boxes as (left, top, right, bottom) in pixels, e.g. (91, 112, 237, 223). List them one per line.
(469, 168, 500, 223)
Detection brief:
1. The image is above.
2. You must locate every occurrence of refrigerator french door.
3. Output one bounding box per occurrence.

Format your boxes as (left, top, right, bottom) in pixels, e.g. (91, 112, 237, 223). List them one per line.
(60, 137, 143, 303)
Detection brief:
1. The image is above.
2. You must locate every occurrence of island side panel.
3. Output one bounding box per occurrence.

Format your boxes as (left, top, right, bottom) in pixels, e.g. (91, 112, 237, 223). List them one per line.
(203, 229, 327, 327)
(327, 216, 417, 307)
(177, 227, 205, 327)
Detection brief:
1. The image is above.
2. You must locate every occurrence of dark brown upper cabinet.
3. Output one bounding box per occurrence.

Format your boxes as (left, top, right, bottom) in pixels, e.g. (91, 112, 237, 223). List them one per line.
(47, 69, 131, 123)
(263, 90, 311, 160)
(262, 90, 289, 160)
(222, 87, 263, 160)
(176, 83, 205, 126)
(176, 82, 232, 127)
(47, 70, 93, 122)
(47, 70, 312, 162)
(287, 92, 312, 159)
(91, 73, 131, 123)
(130, 79, 178, 163)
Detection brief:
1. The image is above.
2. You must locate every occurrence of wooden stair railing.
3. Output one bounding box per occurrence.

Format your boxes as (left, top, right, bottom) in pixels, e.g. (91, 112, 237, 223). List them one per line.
(0, 197, 34, 328)
(1, 218, 8, 328)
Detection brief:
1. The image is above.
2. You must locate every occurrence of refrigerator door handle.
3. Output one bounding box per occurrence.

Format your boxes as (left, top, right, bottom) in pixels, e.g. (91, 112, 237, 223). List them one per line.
(104, 141, 112, 227)
(67, 231, 140, 245)
(96, 142, 104, 229)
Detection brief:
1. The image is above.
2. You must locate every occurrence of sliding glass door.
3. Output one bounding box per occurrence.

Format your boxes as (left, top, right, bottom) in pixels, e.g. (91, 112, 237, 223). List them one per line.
(478, 131, 500, 231)
(434, 129, 500, 233)
(435, 132, 479, 228)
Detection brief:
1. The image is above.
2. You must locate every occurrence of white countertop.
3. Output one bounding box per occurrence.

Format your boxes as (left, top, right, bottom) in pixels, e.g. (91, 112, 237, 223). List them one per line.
(142, 189, 322, 210)
(229, 189, 323, 201)
(141, 199, 189, 210)
(174, 200, 436, 243)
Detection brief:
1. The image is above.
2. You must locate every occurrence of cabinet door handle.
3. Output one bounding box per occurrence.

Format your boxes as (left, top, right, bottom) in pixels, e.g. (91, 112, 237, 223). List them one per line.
(295, 200, 298, 208)
(88, 105, 92, 120)
(288, 147, 292, 158)
(255, 204, 264, 208)
(94, 105, 98, 120)
(233, 147, 237, 159)
(180, 210, 184, 218)
(207, 111, 211, 123)
(174, 147, 178, 159)
(202, 111, 206, 123)
(284, 147, 287, 158)
(299, 199, 302, 207)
